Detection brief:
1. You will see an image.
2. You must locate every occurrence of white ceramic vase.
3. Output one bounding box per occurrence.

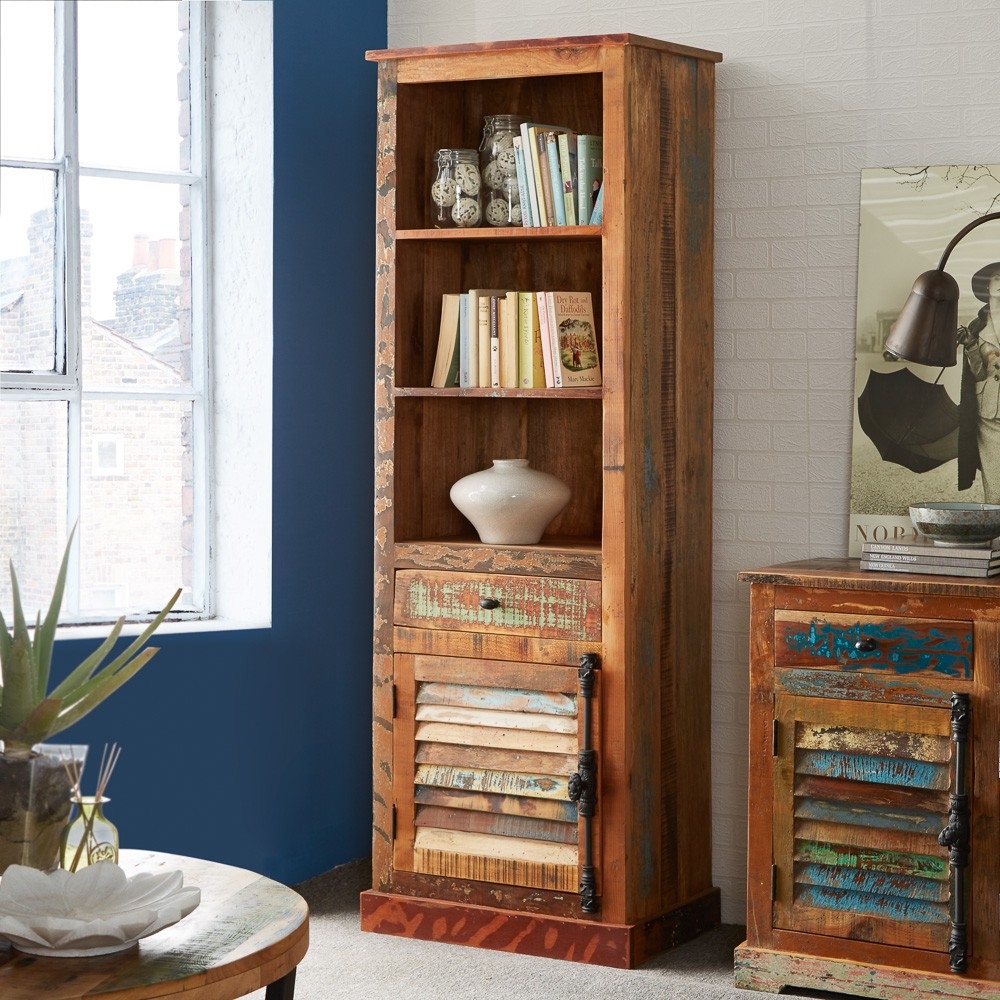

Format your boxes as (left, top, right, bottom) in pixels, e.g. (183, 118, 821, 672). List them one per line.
(450, 458, 571, 544)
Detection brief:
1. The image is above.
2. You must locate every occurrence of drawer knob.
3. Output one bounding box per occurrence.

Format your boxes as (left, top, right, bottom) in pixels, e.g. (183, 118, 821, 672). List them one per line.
(855, 637, 877, 653)
(479, 597, 500, 610)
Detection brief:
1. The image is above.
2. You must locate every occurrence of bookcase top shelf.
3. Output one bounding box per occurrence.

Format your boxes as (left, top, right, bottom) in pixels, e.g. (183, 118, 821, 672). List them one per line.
(365, 33, 723, 65)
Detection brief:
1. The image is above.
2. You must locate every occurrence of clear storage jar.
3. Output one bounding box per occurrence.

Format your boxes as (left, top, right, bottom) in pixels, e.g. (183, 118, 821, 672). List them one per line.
(429, 148, 482, 228)
(479, 115, 527, 227)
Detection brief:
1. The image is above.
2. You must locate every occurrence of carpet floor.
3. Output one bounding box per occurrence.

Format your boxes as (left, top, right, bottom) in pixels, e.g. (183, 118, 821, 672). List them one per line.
(248, 859, 843, 999)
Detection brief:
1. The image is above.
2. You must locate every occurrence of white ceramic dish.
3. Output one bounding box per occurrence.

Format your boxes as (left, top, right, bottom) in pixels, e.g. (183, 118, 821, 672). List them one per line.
(0, 861, 200, 957)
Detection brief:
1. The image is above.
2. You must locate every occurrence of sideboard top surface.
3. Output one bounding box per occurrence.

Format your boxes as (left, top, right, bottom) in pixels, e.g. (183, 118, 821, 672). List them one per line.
(739, 556, 1000, 598)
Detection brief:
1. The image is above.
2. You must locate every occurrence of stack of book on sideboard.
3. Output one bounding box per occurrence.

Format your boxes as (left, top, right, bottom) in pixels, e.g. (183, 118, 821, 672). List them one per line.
(860, 537, 1000, 578)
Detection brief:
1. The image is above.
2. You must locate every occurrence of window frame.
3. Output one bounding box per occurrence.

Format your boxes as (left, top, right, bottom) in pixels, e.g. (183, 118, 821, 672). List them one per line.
(1, 0, 212, 624)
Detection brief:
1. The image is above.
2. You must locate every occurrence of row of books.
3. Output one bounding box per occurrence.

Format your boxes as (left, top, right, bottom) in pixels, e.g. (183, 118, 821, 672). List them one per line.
(512, 123, 603, 228)
(860, 537, 1000, 578)
(430, 289, 601, 390)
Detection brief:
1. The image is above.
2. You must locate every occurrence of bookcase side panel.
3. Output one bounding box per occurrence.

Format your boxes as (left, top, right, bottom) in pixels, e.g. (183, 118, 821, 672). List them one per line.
(662, 48, 717, 907)
(373, 59, 400, 884)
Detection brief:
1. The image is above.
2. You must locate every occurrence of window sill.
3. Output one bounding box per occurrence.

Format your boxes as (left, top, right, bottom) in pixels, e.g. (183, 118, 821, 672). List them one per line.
(56, 616, 271, 642)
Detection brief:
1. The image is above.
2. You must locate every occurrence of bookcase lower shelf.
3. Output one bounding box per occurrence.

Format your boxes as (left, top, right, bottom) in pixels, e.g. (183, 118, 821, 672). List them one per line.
(359, 887, 721, 969)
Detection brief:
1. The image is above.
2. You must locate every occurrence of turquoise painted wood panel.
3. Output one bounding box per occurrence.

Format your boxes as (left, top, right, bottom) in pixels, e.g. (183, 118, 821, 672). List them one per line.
(796, 750, 949, 790)
(796, 863, 949, 902)
(796, 883, 949, 925)
(794, 798, 943, 836)
(779, 619, 971, 679)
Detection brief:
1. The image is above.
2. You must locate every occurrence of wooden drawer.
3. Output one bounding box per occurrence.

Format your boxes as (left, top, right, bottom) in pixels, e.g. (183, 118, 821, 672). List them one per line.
(774, 609, 972, 681)
(394, 569, 601, 641)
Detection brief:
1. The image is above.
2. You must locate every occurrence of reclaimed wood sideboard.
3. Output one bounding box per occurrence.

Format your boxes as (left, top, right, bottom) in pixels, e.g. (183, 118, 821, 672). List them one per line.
(735, 558, 999, 998)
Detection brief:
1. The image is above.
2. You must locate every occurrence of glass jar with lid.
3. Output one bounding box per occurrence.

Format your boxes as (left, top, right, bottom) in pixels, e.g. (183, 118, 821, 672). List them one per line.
(429, 148, 482, 228)
(479, 115, 527, 227)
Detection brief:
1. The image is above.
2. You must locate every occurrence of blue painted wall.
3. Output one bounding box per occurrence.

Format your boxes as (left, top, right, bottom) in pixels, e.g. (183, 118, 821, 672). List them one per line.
(49, 0, 387, 886)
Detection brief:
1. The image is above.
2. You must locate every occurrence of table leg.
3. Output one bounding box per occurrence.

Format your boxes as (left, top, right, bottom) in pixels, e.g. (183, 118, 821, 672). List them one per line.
(265, 968, 296, 1000)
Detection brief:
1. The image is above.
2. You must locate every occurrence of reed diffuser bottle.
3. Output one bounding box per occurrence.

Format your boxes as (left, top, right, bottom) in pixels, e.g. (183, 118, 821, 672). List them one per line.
(60, 742, 121, 871)
(61, 796, 119, 870)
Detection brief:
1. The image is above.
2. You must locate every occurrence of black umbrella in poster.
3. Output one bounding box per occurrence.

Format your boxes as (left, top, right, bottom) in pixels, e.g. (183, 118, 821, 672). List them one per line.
(857, 367, 959, 473)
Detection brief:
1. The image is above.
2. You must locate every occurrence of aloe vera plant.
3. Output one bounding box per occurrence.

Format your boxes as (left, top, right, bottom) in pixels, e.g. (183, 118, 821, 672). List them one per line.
(0, 530, 180, 756)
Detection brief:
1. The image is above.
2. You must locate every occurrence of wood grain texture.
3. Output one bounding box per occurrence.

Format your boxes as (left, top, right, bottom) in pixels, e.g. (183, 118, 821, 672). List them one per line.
(0, 850, 307, 1000)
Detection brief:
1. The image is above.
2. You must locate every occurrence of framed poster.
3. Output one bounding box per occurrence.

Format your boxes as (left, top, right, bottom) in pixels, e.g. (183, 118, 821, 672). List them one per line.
(849, 164, 1000, 556)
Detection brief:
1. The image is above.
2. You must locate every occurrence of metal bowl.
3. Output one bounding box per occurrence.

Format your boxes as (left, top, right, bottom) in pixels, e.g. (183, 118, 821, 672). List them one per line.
(908, 502, 1000, 547)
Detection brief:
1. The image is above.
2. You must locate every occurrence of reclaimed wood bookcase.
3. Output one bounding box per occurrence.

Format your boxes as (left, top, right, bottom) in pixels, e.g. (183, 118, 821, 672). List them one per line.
(360, 34, 721, 968)
(736, 559, 1000, 998)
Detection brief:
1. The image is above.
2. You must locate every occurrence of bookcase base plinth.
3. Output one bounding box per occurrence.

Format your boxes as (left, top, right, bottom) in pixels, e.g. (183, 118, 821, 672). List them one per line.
(360, 888, 720, 969)
(734, 944, 1000, 999)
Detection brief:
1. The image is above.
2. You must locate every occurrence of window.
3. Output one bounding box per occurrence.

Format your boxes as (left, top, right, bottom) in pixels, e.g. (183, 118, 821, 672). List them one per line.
(1, 2, 272, 630)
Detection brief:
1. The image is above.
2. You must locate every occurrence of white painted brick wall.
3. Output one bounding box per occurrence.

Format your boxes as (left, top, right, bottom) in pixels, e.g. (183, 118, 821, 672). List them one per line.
(387, 0, 1000, 927)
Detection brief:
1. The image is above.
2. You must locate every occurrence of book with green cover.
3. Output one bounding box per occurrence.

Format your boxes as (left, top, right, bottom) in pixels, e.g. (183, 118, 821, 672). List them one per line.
(550, 290, 601, 387)
(576, 134, 603, 224)
(517, 291, 545, 388)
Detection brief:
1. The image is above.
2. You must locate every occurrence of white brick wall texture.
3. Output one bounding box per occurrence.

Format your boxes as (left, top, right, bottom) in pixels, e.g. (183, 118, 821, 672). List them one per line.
(387, 0, 1000, 926)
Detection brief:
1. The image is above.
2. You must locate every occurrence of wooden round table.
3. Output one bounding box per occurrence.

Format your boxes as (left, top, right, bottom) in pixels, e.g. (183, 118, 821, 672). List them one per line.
(0, 849, 309, 1000)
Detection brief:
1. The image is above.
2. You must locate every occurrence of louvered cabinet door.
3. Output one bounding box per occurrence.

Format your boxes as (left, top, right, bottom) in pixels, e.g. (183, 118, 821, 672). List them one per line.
(392, 652, 592, 894)
(772, 693, 960, 953)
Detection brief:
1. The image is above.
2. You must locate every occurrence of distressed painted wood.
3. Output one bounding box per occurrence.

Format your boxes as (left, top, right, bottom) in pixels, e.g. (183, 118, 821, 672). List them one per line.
(735, 945, 1000, 998)
(414, 827, 578, 866)
(738, 560, 1000, 994)
(774, 610, 973, 678)
(0, 850, 308, 1000)
(414, 703, 578, 733)
(411, 653, 580, 693)
(394, 539, 602, 580)
(776, 666, 954, 707)
(413, 785, 579, 823)
(415, 742, 580, 777)
(360, 887, 721, 969)
(793, 840, 949, 879)
(368, 33, 720, 965)
(413, 847, 578, 893)
(416, 680, 577, 715)
(414, 763, 572, 799)
(394, 569, 602, 640)
(794, 863, 949, 902)
(415, 804, 578, 843)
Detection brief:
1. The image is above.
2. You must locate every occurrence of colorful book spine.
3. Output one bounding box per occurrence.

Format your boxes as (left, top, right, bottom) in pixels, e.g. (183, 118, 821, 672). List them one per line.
(544, 133, 567, 226)
(512, 136, 534, 227)
(517, 123, 543, 229)
(576, 134, 603, 225)
(458, 292, 472, 388)
(529, 127, 556, 226)
(536, 290, 555, 387)
(557, 131, 577, 226)
(862, 541, 999, 560)
(489, 293, 501, 388)
(860, 558, 1000, 578)
(517, 291, 545, 388)
(543, 292, 562, 388)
